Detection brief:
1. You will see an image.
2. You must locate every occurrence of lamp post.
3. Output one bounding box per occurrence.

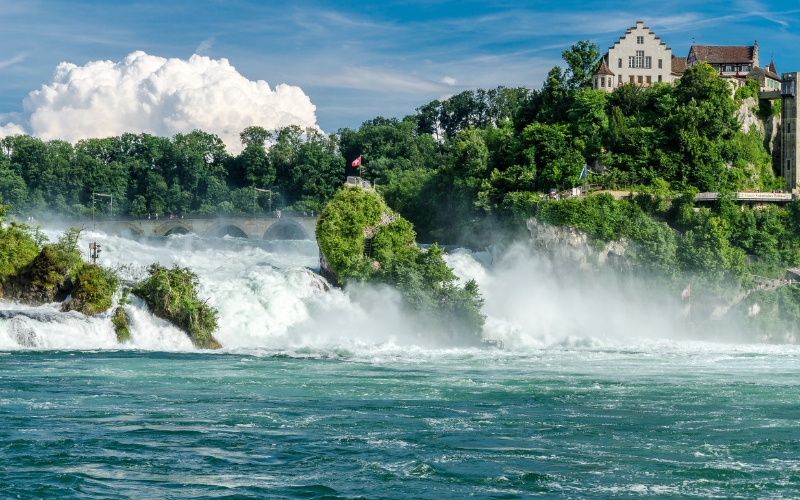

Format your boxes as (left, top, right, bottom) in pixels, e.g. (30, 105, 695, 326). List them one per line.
(92, 192, 113, 230)
(253, 187, 272, 216)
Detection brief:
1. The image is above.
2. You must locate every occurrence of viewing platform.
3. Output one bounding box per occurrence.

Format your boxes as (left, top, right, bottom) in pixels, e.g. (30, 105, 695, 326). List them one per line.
(695, 192, 795, 204)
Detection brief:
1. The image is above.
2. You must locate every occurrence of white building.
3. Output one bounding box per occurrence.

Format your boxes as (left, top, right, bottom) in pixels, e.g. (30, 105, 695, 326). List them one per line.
(593, 21, 675, 92)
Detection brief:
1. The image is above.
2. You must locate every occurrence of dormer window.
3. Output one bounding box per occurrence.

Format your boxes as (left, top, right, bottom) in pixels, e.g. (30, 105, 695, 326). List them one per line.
(637, 36, 644, 44)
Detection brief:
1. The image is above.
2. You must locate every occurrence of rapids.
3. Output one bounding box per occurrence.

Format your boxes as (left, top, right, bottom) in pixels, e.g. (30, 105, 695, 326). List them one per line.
(0, 230, 688, 352)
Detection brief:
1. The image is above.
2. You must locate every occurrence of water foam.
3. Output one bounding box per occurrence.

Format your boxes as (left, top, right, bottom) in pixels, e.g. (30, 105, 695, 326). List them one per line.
(0, 230, 777, 354)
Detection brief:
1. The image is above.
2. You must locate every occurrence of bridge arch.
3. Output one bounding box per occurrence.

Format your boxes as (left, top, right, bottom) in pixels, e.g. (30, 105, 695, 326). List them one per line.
(164, 226, 192, 236)
(207, 224, 249, 239)
(120, 223, 144, 236)
(263, 219, 311, 240)
(155, 222, 194, 237)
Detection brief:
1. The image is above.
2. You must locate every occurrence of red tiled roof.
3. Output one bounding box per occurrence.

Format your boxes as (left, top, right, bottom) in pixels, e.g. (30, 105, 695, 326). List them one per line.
(671, 55, 687, 75)
(690, 45, 755, 64)
(595, 59, 614, 76)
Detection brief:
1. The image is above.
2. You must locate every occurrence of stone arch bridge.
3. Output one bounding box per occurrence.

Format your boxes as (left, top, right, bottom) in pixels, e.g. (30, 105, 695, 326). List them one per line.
(39, 215, 318, 241)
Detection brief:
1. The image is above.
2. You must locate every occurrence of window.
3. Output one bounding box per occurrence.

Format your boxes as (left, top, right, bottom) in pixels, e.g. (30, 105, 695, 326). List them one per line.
(646, 56, 652, 69)
(646, 76, 652, 86)
(618, 74, 623, 85)
(594, 78, 598, 89)
(658, 59, 662, 69)
(636, 36, 644, 44)
(658, 75, 663, 82)
(629, 75, 635, 84)
(629, 56, 635, 68)
(636, 51, 644, 68)
(788, 160, 792, 172)
(638, 75, 643, 85)
(618, 58, 622, 68)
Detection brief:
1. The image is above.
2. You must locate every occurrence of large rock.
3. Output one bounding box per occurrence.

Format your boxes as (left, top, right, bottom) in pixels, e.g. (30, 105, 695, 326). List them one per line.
(526, 218, 632, 270)
(737, 96, 780, 154)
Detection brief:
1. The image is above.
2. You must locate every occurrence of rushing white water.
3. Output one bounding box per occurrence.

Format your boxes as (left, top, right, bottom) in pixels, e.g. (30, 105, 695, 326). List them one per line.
(0, 229, 772, 353)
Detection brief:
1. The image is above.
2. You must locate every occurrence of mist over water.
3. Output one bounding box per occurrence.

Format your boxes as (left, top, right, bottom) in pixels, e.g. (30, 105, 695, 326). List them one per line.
(0, 230, 750, 352)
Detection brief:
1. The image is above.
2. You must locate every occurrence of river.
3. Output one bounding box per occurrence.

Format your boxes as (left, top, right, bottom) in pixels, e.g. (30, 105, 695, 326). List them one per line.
(1, 232, 799, 498)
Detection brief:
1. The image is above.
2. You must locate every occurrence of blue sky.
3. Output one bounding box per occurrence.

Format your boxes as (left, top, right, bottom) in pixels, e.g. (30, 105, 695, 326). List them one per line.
(1, 0, 798, 134)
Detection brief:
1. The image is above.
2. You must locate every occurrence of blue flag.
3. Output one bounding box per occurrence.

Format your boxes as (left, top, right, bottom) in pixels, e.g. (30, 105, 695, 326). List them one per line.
(579, 165, 587, 179)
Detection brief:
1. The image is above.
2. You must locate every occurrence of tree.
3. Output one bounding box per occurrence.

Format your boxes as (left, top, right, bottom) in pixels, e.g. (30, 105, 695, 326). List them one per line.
(568, 88, 609, 159)
(239, 126, 272, 147)
(562, 40, 601, 91)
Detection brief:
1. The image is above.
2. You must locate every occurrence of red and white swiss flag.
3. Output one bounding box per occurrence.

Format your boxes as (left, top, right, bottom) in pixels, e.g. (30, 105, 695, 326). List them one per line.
(681, 284, 691, 300)
(351, 156, 362, 167)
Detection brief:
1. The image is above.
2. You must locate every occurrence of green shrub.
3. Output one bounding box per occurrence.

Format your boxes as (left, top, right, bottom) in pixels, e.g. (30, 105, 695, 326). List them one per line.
(734, 79, 760, 101)
(62, 264, 119, 315)
(0, 202, 42, 278)
(132, 264, 221, 349)
(111, 306, 131, 343)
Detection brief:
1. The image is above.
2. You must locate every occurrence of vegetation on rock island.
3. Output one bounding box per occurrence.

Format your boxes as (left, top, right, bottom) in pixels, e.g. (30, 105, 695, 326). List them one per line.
(132, 264, 221, 349)
(317, 186, 485, 343)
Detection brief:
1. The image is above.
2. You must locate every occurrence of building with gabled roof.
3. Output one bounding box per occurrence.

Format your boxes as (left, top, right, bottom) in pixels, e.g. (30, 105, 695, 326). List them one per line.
(748, 61, 781, 91)
(592, 21, 674, 92)
(687, 42, 759, 77)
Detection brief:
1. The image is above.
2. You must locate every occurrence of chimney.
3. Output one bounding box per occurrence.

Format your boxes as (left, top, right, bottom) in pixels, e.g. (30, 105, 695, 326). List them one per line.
(753, 40, 759, 68)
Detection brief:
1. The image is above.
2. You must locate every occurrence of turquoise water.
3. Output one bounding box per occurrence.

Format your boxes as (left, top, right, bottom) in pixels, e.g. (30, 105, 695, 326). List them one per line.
(3, 345, 800, 498)
(2, 233, 800, 498)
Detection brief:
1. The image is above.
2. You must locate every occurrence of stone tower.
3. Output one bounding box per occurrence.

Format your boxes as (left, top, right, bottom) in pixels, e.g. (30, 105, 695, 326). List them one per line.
(782, 73, 799, 192)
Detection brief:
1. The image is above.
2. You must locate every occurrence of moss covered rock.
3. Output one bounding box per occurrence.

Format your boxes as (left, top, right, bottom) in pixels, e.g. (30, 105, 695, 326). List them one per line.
(317, 186, 485, 343)
(111, 306, 131, 343)
(132, 264, 221, 349)
(1, 229, 84, 306)
(61, 264, 119, 316)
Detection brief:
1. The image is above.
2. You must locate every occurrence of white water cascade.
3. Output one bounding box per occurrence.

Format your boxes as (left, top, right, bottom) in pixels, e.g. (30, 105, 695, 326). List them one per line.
(0, 229, 759, 354)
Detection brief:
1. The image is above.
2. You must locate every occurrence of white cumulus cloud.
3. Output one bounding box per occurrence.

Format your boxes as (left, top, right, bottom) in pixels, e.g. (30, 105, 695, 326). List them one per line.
(0, 51, 318, 153)
(441, 76, 457, 86)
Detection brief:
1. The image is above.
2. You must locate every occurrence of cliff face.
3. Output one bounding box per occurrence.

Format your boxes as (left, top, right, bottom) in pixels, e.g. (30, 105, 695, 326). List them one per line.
(738, 96, 780, 153)
(525, 218, 632, 270)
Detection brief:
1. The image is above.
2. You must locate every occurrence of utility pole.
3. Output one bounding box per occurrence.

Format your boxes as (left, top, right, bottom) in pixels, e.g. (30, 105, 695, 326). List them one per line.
(92, 192, 113, 231)
(254, 187, 272, 216)
(88, 242, 102, 264)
